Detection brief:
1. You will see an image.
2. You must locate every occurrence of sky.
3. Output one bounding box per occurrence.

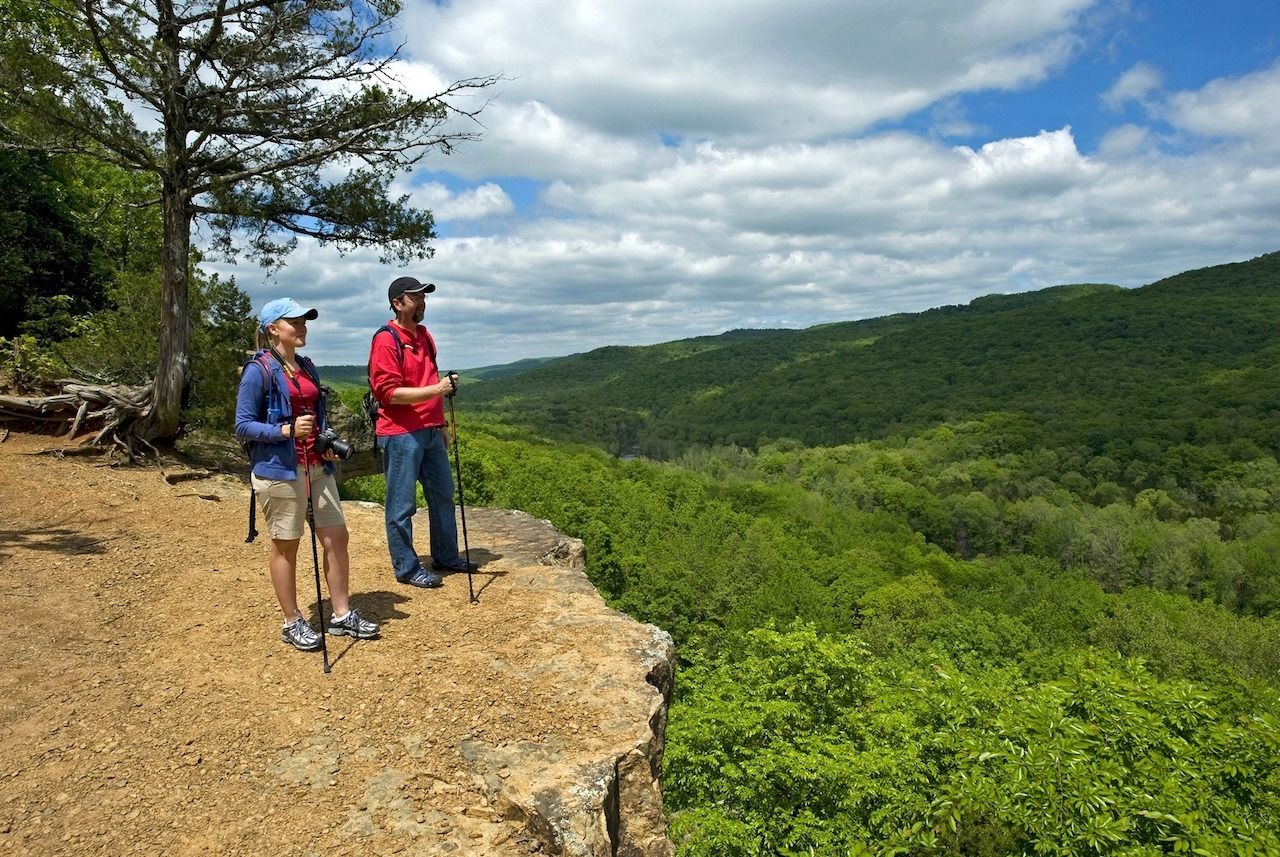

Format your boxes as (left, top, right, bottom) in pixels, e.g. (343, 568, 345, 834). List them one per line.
(209, 0, 1280, 369)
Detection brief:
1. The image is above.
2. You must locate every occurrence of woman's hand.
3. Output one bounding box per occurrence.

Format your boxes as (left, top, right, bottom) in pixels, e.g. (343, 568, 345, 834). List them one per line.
(292, 414, 316, 439)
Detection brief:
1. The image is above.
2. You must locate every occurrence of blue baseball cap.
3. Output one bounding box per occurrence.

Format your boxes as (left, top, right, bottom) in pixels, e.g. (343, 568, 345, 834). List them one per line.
(258, 298, 318, 331)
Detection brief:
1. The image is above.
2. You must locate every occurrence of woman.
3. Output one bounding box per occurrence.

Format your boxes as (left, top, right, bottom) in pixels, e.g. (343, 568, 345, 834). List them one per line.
(235, 298, 379, 650)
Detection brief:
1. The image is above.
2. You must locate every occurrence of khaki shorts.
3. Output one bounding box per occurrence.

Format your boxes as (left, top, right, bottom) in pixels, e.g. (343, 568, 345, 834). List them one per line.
(251, 465, 345, 541)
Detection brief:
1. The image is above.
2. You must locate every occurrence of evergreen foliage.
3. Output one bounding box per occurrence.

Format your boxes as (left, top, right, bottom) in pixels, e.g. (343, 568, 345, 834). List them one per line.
(0, 0, 497, 438)
(0, 150, 254, 430)
(0, 150, 104, 338)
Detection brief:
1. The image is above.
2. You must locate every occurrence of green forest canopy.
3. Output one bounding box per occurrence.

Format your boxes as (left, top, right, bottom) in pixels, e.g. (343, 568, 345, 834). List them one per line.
(465, 253, 1280, 462)
(337, 251, 1280, 856)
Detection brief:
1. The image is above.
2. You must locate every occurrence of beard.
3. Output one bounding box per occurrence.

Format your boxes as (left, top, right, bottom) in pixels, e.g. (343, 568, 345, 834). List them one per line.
(413, 306, 425, 324)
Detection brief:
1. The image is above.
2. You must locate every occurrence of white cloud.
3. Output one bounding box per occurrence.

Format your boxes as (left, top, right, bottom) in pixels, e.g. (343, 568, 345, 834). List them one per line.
(1096, 124, 1152, 157)
(202, 3, 1280, 373)
(1164, 61, 1280, 142)
(1101, 62, 1163, 110)
(396, 181, 515, 223)
(447, 100, 672, 182)
(957, 127, 1097, 191)
(401, 0, 1095, 148)
(930, 98, 988, 138)
(440, 183, 515, 221)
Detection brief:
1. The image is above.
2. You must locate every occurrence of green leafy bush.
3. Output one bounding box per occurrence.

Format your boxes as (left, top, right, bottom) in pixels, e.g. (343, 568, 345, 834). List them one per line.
(918, 655, 1280, 856)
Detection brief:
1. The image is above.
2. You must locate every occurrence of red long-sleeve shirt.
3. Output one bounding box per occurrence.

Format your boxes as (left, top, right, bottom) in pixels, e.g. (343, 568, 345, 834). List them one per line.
(368, 320, 446, 436)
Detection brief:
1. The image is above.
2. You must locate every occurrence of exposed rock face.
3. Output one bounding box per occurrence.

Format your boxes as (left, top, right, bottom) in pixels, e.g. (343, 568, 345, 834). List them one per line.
(460, 510, 676, 857)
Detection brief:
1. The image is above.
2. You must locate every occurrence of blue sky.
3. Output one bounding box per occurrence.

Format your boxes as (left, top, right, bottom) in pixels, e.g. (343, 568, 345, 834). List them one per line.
(213, 0, 1280, 369)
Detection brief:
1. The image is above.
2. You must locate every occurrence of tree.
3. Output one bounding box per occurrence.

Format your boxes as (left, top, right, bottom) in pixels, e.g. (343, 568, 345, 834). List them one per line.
(0, 0, 497, 441)
(0, 150, 105, 337)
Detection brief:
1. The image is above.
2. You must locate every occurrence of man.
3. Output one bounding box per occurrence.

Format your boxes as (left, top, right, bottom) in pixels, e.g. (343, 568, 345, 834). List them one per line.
(368, 276, 478, 588)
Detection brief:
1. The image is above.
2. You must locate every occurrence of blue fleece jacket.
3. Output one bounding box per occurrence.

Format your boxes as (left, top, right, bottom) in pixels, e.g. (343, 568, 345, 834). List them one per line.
(234, 351, 333, 480)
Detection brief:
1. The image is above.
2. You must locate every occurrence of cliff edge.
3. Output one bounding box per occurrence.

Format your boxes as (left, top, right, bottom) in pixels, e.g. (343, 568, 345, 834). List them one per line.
(0, 431, 676, 856)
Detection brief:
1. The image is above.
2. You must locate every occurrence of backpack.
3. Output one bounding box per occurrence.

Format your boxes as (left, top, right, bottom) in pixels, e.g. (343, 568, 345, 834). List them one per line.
(363, 324, 436, 430)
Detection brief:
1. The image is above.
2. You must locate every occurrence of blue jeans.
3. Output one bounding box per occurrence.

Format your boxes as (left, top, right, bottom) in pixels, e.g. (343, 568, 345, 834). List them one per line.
(378, 428, 461, 581)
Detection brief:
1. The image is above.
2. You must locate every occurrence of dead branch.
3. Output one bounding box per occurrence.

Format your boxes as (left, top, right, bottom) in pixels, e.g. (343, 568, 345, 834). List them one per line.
(163, 469, 212, 484)
(0, 379, 155, 460)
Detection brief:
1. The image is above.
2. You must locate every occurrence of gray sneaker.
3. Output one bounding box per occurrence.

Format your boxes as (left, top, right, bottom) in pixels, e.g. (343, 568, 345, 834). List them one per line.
(329, 608, 380, 639)
(282, 616, 323, 651)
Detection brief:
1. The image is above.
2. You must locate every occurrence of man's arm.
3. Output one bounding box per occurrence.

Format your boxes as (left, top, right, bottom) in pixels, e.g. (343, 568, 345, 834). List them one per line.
(369, 330, 456, 404)
(388, 375, 456, 404)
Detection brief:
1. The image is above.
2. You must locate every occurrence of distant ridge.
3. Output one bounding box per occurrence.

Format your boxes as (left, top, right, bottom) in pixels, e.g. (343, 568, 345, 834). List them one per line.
(465, 251, 1280, 457)
(465, 356, 563, 381)
(964, 282, 1122, 312)
(316, 356, 563, 387)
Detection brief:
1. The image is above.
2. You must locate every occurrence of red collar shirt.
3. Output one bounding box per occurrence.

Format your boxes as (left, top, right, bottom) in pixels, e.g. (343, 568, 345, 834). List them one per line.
(369, 320, 446, 436)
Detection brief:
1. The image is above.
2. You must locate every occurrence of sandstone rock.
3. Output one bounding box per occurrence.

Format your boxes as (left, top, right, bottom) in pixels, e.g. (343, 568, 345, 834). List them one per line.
(456, 511, 676, 856)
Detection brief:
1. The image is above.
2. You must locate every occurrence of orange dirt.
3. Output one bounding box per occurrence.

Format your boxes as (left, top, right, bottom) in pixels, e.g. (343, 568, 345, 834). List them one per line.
(0, 430, 601, 856)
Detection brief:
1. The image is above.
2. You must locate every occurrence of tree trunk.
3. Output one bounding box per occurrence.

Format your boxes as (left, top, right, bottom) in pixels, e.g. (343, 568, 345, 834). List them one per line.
(143, 180, 191, 440)
(141, 4, 191, 442)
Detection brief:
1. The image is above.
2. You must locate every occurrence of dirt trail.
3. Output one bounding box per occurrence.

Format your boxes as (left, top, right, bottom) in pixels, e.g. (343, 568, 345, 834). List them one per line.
(0, 431, 668, 857)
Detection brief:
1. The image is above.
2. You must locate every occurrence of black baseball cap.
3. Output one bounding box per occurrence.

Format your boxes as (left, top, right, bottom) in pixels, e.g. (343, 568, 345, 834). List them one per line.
(388, 276, 436, 302)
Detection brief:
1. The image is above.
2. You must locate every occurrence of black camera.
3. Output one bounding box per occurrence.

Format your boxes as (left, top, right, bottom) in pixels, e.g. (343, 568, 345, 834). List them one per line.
(314, 427, 354, 460)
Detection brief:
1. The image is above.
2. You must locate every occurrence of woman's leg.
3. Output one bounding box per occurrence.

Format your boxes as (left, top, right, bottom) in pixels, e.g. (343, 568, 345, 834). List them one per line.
(268, 538, 302, 619)
(318, 524, 351, 617)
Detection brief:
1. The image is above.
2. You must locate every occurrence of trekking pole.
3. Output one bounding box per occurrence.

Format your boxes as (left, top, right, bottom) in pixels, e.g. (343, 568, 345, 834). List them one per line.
(302, 442, 332, 673)
(445, 380, 476, 604)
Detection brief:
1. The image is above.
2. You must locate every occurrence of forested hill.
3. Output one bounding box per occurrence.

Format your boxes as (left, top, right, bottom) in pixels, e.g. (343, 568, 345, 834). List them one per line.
(465, 252, 1280, 458)
(337, 253, 1280, 854)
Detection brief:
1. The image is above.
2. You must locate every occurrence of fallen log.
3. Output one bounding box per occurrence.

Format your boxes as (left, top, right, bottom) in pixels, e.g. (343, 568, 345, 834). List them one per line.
(162, 469, 213, 484)
(0, 380, 155, 459)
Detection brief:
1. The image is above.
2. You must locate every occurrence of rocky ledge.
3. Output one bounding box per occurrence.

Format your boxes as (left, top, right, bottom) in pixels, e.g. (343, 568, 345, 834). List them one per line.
(456, 509, 677, 857)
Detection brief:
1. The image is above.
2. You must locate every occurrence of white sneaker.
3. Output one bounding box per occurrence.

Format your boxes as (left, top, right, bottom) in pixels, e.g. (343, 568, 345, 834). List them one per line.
(328, 609, 380, 639)
(281, 616, 322, 651)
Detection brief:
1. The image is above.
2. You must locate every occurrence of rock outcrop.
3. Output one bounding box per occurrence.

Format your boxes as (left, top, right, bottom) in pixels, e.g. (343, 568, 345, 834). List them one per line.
(456, 510, 676, 856)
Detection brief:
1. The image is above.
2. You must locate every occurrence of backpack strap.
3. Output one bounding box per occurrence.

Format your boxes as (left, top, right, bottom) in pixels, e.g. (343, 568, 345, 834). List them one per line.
(244, 352, 274, 544)
(364, 326, 409, 456)
(253, 352, 274, 412)
(368, 324, 405, 373)
(296, 354, 327, 427)
(245, 482, 260, 543)
(297, 354, 320, 382)
(367, 323, 437, 375)
(423, 329, 437, 366)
